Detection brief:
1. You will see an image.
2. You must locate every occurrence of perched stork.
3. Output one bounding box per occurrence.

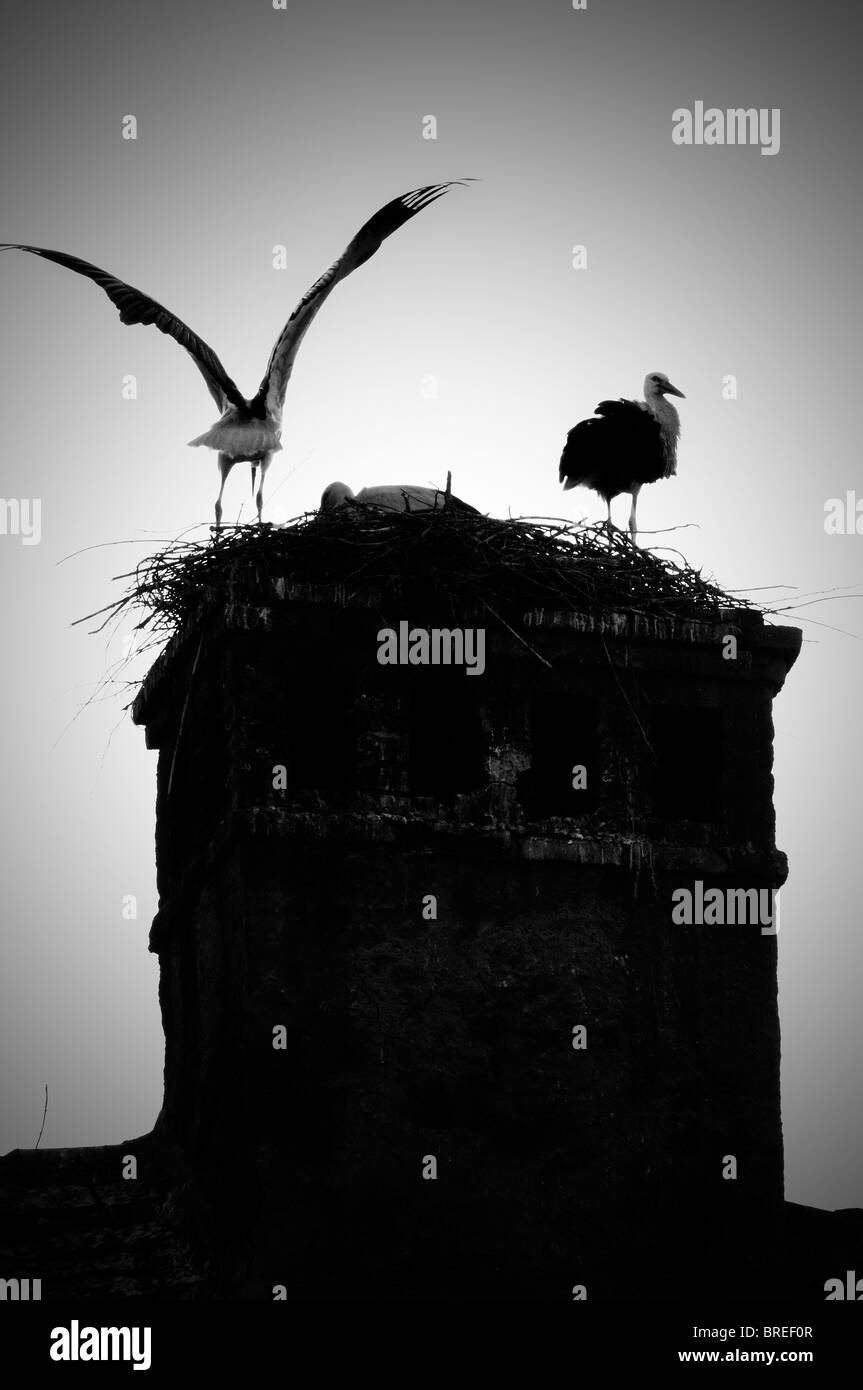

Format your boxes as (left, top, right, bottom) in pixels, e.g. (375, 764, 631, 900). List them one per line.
(320, 481, 478, 514)
(1, 182, 469, 525)
(559, 372, 685, 541)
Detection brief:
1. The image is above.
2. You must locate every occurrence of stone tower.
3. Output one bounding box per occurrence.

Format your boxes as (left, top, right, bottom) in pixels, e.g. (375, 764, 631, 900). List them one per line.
(128, 518, 801, 1299)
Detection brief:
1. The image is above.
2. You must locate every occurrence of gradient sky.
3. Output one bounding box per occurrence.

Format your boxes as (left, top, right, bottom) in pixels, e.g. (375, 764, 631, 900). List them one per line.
(0, 0, 861, 1211)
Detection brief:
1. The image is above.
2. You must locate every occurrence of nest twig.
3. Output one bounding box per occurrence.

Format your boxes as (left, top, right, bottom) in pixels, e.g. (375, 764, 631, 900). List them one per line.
(82, 510, 752, 651)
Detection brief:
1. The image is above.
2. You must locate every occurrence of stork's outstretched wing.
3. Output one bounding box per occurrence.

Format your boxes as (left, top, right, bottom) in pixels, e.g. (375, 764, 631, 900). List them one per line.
(0, 244, 246, 412)
(252, 181, 471, 420)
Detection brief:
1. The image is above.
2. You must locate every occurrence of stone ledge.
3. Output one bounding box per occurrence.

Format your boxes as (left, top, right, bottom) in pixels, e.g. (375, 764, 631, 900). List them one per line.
(131, 591, 802, 737)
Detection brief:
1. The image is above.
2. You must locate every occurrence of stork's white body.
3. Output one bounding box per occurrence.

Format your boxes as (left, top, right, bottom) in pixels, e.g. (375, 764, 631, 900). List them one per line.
(189, 417, 283, 460)
(189, 415, 283, 526)
(640, 382, 683, 478)
(320, 482, 451, 513)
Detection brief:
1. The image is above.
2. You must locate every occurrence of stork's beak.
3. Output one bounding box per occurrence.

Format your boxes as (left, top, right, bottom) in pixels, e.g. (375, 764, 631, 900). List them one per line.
(664, 383, 685, 398)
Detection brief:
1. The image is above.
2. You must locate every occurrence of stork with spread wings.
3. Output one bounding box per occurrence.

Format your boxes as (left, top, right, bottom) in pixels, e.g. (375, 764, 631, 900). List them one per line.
(1, 181, 471, 525)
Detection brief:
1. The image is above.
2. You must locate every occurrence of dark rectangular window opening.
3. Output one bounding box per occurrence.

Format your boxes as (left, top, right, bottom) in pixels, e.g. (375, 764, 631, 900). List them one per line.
(407, 669, 484, 799)
(283, 672, 358, 793)
(650, 705, 722, 822)
(520, 694, 601, 819)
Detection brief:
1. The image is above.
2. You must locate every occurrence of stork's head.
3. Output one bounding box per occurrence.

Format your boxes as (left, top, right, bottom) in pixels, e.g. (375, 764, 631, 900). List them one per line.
(644, 372, 685, 400)
(320, 481, 356, 511)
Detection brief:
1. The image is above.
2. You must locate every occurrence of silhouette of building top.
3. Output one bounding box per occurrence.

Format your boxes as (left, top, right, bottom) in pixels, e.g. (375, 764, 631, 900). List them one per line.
(130, 554, 802, 961)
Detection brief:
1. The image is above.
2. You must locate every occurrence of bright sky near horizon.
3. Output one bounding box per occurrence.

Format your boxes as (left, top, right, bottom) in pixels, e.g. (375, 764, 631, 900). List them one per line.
(0, 0, 861, 1211)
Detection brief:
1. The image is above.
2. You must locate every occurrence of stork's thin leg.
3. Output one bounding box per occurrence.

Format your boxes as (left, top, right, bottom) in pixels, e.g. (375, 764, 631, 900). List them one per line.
(214, 453, 234, 528)
(255, 453, 272, 524)
(628, 484, 642, 544)
(606, 498, 613, 550)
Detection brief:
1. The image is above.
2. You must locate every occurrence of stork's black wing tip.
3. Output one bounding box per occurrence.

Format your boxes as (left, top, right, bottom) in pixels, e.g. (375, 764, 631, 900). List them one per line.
(401, 178, 478, 209)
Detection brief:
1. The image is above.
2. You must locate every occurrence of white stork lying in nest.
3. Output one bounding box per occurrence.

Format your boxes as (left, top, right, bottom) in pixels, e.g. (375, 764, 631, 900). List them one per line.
(1, 182, 470, 526)
(320, 481, 479, 515)
(559, 372, 685, 542)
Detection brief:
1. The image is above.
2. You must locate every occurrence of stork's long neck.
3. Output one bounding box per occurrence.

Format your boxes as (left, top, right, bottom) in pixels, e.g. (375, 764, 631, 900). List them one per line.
(646, 394, 680, 474)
